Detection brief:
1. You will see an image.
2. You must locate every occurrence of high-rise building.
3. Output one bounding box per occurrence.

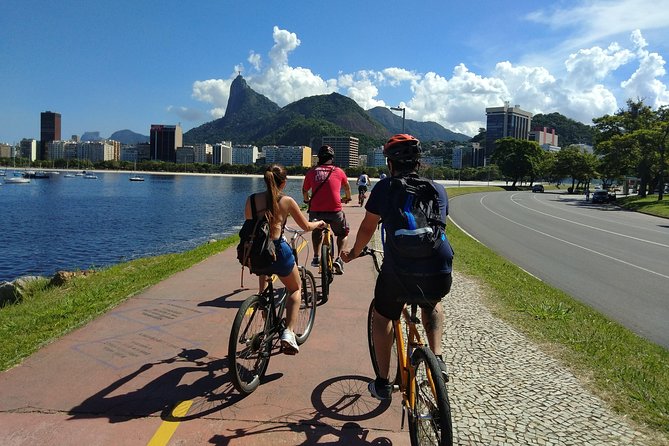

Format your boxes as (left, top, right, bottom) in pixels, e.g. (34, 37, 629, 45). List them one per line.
(150, 124, 183, 162)
(213, 141, 233, 165)
(40, 111, 61, 160)
(322, 136, 359, 168)
(20, 139, 38, 161)
(485, 103, 532, 164)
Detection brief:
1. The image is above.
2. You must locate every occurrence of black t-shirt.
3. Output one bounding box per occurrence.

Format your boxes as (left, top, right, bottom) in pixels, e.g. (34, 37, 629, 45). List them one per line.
(365, 175, 454, 274)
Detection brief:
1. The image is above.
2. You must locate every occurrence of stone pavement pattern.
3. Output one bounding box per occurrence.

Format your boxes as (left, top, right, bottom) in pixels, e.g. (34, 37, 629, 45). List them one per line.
(0, 198, 665, 445)
(442, 273, 660, 445)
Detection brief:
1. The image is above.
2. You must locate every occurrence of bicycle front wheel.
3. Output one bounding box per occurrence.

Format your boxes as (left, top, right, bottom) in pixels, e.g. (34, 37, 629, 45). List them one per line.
(408, 346, 453, 446)
(294, 267, 317, 345)
(367, 299, 399, 385)
(228, 294, 273, 395)
(320, 243, 332, 299)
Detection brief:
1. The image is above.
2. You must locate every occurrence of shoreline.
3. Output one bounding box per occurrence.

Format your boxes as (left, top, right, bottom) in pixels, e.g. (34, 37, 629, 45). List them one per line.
(7, 167, 509, 187)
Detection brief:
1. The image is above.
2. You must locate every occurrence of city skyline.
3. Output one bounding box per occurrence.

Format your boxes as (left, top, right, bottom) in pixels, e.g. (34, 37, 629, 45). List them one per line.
(2, 0, 668, 144)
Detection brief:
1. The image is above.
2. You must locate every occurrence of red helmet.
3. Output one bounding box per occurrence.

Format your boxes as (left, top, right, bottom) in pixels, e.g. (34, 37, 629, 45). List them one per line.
(383, 134, 421, 160)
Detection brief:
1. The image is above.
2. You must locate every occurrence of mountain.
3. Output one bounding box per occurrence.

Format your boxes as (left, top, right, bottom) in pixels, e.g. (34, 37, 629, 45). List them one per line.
(80, 131, 103, 141)
(184, 75, 280, 144)
(366, 107, 471, 142)
(110, 129, 149, 145)
(184, 74, 469, 149)
(532, 112, 595, 146)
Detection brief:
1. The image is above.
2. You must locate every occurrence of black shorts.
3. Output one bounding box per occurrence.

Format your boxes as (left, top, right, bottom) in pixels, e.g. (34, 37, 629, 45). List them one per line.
(308, 210, 349, 237)
(374, 272, 452, 320)
(358, 185, 368, 194)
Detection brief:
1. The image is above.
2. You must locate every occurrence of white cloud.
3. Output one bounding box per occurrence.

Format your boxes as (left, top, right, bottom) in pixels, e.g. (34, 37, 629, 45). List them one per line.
(621, 30, 669, 106)
(526, 0, 669, 52)
(187, 26, 668, 138)
(166, 105, 206, 121)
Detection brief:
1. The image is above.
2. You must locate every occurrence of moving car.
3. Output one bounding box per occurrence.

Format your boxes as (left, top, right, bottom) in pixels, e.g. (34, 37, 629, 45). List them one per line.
(532, 184, 544, 193)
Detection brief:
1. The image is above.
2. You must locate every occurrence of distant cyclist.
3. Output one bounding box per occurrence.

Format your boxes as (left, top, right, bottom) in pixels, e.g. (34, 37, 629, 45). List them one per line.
(302, 145, 352, 275)
(341, 134, 454, 400)
(357, 170, 370, 207)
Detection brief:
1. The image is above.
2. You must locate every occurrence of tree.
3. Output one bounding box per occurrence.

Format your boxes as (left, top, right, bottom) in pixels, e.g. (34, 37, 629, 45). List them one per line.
(490, 137, 544, 187)
(554, 145, 598, 192)
(593, 99, 668, 198)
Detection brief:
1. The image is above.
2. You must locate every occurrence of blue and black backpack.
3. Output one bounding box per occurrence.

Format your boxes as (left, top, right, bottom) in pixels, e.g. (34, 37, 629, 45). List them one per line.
(382, 175, 446, 267)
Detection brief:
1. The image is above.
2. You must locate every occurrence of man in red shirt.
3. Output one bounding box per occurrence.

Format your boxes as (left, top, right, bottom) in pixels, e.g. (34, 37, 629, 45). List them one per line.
(302, 145, 352, 274)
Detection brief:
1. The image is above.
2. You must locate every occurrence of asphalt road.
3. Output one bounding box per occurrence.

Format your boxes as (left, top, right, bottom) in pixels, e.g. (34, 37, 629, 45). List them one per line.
(448, 190, 669, 349)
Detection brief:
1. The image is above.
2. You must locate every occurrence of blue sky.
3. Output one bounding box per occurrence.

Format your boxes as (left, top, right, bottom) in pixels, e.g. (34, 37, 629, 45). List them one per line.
(2, 0, 668, 144)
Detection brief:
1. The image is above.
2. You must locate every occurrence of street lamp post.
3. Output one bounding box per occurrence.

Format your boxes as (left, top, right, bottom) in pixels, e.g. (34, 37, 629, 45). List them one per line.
(390, 106, 406, 133)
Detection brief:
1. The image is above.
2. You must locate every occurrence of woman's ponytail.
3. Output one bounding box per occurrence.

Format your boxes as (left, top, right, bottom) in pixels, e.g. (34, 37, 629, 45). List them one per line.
(264, 164, 287, 221)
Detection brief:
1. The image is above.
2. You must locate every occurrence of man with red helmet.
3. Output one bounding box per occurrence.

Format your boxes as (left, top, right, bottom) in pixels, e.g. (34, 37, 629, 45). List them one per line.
(341, 134, 454, 400)
(302, 145, 352, 275)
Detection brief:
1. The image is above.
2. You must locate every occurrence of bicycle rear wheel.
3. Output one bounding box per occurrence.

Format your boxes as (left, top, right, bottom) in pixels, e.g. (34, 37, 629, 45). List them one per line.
(228, 294, 274, 395)
(294, 267, 317, 345)
(367, 299, 399, 385)
(408, 346, 453, 446)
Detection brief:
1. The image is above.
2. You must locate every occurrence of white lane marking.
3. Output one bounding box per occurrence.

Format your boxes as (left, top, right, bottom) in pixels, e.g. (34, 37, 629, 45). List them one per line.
(479, 195, 669, 280)
(509, 193, 669, 249)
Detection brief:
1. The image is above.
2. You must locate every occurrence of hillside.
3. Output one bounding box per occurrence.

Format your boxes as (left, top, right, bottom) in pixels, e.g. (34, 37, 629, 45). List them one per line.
(109, 129, 149, 144)
(532, 112, 595, 146)
(183, 75, 469, 149)
(367, 107, 471, 142)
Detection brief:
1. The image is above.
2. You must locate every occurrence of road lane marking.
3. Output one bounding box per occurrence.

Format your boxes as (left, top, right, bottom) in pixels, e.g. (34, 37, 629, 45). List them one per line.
(508, 193, 669, 249)
(147, 400, 192, 446)
(480, 195, 669, 280)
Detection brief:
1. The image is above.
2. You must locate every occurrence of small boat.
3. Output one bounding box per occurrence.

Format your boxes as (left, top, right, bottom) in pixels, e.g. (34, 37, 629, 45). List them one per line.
(4, 177, 30, 184)
(83, 174, 98, 179)
(64, 173, 76, 178)
(129, 175, 145, 182)
(23, 170, 50, 179)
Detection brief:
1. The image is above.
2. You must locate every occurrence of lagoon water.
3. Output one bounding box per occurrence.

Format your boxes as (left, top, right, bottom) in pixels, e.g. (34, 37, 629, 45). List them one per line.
(0, 171, 308, 282)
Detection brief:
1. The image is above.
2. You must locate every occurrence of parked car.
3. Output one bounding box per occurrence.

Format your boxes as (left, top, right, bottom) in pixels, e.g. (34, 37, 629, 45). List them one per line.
(532, 184, 544, 193)
(592, 190, 616, 203)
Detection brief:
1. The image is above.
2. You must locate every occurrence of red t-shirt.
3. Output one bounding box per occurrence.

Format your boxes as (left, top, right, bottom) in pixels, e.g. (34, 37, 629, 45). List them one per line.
(302, 165, 348, 212)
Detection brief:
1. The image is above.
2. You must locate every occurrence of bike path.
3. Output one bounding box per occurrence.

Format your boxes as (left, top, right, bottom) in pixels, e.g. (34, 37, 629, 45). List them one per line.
(0, 201, 409, 445)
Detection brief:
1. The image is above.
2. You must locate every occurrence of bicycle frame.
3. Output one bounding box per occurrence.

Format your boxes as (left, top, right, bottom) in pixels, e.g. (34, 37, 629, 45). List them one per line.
(394, 305, 441, 423)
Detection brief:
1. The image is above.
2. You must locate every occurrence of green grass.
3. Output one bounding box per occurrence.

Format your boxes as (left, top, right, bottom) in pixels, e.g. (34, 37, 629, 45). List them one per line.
(446, 187, 669, 438)
(0, 237, 237, 370)
(617, 194, 669, 218)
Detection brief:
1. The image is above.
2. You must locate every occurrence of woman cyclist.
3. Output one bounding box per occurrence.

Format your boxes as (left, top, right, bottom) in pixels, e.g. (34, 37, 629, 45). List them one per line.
(243, 164, 325, 354)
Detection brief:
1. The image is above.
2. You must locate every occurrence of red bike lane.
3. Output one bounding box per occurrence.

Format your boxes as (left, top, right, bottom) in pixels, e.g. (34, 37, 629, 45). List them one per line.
(0, 200, 410, 445)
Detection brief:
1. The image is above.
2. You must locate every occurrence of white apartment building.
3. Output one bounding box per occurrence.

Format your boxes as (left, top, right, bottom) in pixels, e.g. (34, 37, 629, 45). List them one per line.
(77, 140, 116, 162)
(232, 145, 259, 165)
(193, 143, 212, 163)
(262, 145, 312, 167)
(213, 141, 233, 164)
(47, 140, 78, 160)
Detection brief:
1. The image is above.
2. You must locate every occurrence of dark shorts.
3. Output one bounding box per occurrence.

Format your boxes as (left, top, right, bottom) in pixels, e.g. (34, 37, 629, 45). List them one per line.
(358, 185, 368, 194)
(374, 272, 452, 320)
(308, 210, 349, 237)
(257, 239, 295, 277)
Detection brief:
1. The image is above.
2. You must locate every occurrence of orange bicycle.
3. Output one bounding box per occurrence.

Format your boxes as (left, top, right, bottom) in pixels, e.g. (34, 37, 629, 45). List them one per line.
(361, 246, 453, 446)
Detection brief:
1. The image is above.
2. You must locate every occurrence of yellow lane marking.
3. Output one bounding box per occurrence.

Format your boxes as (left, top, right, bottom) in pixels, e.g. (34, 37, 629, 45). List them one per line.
(147, 400, 192, 446)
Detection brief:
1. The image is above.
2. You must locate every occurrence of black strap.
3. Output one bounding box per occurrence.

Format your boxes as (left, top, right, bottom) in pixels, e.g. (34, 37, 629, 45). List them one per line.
(308, 166, 335, 212)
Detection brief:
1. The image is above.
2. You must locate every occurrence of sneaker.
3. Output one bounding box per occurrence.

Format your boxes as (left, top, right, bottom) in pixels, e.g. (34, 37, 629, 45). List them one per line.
(333, 257, 344, 275)
(280, 328, 299, 355)
(368, 378, 392, 400)
(436, 356, 449, 382)
(310, 257, 320, 267)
